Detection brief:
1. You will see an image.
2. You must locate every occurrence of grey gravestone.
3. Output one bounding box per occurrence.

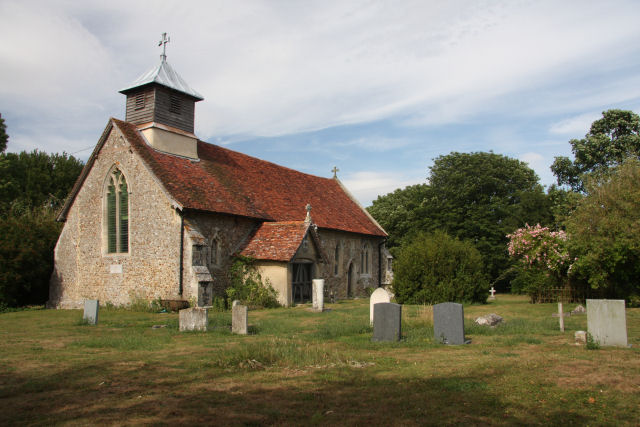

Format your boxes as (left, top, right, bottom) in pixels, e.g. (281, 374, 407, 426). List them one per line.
(179, 307, 209, 332)
(372, 302, 401, 342)
(83, 299, 99, 325)
(587, 299, 628, 347)
(370, 287, 391, 325)
(433, 302, 468, 345)
(232, 304, 248, 335)
(312, 279, 324, 312)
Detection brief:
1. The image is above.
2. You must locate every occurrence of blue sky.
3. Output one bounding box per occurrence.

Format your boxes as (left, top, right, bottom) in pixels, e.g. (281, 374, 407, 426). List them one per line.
(2, 1, 640, 206)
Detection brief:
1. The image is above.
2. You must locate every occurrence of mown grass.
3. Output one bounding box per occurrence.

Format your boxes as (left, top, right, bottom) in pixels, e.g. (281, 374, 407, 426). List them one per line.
(0, 295, 638, 426)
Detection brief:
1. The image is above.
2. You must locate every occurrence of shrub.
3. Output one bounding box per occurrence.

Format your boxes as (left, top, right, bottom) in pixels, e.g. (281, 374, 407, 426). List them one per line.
(507, 224, 570, 301)
(392, 231, 489, 304)
(226, 256, 280, 309)
(0, 205, 61, 307)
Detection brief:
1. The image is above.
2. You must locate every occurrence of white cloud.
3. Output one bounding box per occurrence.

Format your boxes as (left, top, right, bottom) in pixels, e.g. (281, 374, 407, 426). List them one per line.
(2, 0, 640, 157)
(341, 170, 424, 207)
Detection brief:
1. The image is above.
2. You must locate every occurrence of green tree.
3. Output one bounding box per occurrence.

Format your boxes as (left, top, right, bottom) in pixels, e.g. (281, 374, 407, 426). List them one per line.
(367, 183, 430, 248)
(0, 114, 7, 153)
(0, 205, 62, 308)
(393, 231, 489, 304)
(0, 150, 83, 213)
(551, 109, 640, 192)
(565, 159, 640, 304)
(426, 152, 552, 285)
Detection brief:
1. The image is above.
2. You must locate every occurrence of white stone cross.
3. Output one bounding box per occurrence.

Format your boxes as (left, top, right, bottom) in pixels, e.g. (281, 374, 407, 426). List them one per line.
(489, 287, 496, 299)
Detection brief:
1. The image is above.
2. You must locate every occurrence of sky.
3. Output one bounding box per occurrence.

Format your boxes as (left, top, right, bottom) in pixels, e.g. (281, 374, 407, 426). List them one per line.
(2, 0, 640, 206)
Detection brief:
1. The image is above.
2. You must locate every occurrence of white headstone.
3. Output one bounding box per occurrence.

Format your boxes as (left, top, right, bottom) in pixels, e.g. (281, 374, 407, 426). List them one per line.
(312, 279, 325, 312)
(587, 299, 628, 347)
(232, 304, 248, 335)
(489, 287, 496, 300)
(179, 307, 209, 332)
(83, 299, 99, 325)
(370, 288, 391, 325)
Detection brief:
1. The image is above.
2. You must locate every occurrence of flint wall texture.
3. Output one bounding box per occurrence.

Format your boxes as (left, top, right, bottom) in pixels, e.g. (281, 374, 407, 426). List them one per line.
(49, 126, 182, 308)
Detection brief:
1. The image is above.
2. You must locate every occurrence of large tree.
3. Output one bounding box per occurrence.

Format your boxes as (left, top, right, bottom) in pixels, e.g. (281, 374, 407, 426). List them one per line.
(427, 152, 551, 284)
(551, 109, 640, 192)
(565, 159, 640, 303)
(0, 150, 83, 213)
(0, 114, 7, 153)
(369, 151, 552, 287)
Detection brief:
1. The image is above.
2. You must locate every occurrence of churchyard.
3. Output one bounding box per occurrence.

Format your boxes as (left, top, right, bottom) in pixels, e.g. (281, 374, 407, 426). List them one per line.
(1, 295, 639, 425)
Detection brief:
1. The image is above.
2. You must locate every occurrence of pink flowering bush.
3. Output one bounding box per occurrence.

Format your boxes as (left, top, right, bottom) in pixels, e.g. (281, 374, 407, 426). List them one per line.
(507, 224, 571, 299)
(507, 224, 570, 275)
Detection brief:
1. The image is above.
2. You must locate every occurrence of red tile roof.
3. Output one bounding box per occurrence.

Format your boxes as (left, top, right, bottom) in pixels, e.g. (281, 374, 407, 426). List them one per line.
(240, 221, 309, 261)
(113, 119, 386, 237)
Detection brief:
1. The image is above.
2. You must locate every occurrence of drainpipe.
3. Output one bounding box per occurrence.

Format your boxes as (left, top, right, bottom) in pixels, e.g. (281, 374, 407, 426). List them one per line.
(178, 211, 184, 296)
(377, 238, 387, 288)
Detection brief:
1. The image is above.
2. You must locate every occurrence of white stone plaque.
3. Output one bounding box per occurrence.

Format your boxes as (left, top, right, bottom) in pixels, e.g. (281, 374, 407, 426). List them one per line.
(110, 264, 123, 274)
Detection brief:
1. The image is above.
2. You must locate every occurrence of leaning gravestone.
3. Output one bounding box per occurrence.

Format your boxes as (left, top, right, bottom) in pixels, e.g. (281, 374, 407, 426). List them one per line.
(179, 307, 209, 332)
(232, 304, 248, 335)
(587, 299, 628, 347)
(312, 279, 325, 312)
(433, 302, 469, 345)
(83, 299, 99, 325)
(370, 287, 391, 325)
(372, 302, 402, 342)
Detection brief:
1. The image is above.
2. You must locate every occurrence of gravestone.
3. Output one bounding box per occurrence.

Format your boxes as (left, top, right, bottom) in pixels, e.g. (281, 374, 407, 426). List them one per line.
(179, 307, 209, 332)
(232, 304, 248, 335)
(587, 299, 628, 347)
(370, 287, 391, 325)
(372, 302, 401, 342)
(433, 302, 468, 345)
(575, 330, 587, 345)
(474, 313, 503, 327)
(83, 299, 99, 325)
(488, 287, 496, 300)
(312, 279, 325, 312)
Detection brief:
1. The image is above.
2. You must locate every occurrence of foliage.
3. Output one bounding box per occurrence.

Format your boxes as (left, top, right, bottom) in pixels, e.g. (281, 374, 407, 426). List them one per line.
(367, 183, 430, 249)
(551, 109, 640, 192)
(507, 224, 570, 275)
(392, 231, 489, 304)
(0, 149, 84, 214)
(565, 159, 640, 303)
(370, 151, 552, 290)
(0, 114, 7, 153)
(226, 256, 281, 309)
(0, 205, 62, 307)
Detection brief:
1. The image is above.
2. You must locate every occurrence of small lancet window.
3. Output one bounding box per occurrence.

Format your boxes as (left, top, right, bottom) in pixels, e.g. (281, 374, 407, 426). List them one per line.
(106, 168, 129, 254)
(361, 243, 371, 275)
(334, 244, 340, 276)
(209, 237, 220, 268)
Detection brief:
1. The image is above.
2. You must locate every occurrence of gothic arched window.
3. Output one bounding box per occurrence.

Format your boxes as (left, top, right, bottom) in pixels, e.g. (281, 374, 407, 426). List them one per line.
(106, 168, 129, 254)
(209, 234, 221, 268)
(361, 242, 371, 275)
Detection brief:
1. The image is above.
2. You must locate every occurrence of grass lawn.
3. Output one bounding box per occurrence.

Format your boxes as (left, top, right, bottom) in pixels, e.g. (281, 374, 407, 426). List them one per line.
(1, 294, 638, 426)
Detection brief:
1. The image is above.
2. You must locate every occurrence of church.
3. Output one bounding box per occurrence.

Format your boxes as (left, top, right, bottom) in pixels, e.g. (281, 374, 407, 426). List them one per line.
(49, 43, 391, 309)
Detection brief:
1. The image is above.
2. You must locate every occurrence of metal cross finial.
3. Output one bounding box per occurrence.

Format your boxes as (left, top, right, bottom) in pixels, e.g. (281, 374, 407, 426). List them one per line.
(306, 203, 312, 213)
(332, 166, 339, 178)
(159, 33, 170, 62)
